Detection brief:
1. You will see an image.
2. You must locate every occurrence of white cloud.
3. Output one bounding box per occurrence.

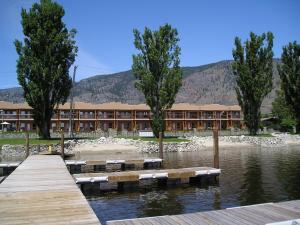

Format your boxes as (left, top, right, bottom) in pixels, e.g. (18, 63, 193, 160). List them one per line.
(72, 48, 113, 81)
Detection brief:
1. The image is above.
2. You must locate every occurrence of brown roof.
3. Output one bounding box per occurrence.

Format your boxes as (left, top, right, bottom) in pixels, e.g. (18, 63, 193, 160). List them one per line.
(0, 101, 241, 111)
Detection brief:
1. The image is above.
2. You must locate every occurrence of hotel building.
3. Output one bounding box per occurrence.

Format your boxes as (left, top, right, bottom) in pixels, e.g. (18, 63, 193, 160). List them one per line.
(0, 101, 242, 132)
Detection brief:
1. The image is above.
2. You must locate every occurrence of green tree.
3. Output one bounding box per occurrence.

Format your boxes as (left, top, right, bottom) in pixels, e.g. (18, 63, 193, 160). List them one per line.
(232, 32, 274, 135)
(132, 24, 182, 138)
(278, 41, 300, 133)
(272, 90, 296, 132)
(15, 0, 77, 139)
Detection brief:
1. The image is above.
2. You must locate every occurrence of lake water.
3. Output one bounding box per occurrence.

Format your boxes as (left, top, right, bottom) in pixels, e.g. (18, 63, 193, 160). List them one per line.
(83, 145, 300, 224)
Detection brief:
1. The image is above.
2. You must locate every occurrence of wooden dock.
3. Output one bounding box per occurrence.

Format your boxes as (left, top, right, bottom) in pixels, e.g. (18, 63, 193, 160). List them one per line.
(65, 158, 162, 173)
(107, 200, 300, 225)
(0, 155, 100, 225)
(73, 167, 220, 185)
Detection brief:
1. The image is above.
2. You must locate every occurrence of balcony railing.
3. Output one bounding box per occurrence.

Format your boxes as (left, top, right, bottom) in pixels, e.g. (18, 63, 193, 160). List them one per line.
(202, 114, 213, 119)
(98, 113, 114, 119)
(186, 113, 198, 119)
(80, 114, 95, 119)
(117, 114, 132, 119)
(19, 114, 32, 119)
(2, 115, 18, 119)
(232, 114, 241, 119)
(167, 113, 184, 119)
(60, 114, 70, 119)
(136, 112, 149, 119)
(52, 114, 59, 119)
(215, 114, 228, 119)
(99, 115, 114, 119)
(116, 111, 132, 119)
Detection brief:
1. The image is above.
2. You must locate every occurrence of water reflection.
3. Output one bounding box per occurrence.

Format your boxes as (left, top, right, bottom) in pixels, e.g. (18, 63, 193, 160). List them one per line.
(239, 152, 266, 205)
(275, 149, 300, 199)
(88, 183, 223, 224)
(213, 188, 221, 210)
(137, 189, 184, 217)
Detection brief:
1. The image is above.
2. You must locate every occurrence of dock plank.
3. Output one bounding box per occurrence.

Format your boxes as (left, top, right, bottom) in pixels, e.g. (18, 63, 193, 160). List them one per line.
(108, 201, 300, 225)
(0, 155, 100, 225)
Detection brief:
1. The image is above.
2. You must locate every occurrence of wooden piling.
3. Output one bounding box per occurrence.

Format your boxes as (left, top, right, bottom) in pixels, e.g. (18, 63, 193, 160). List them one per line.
(159, 132, 163, 160)
(61, 130, 65, 159)
(213, 129, 219, 169)
(25, 132, 29, 158)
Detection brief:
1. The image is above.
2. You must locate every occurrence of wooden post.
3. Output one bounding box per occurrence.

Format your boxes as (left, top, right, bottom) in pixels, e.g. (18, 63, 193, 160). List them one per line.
(61, 130, 65, 159)
(213, 129, 219, 169)
(25, 132, 29, 158)
(159, 132, 163, 160)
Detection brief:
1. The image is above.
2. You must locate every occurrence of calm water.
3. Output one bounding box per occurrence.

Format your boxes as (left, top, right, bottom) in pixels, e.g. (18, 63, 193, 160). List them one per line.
(83, 145, 300, 224)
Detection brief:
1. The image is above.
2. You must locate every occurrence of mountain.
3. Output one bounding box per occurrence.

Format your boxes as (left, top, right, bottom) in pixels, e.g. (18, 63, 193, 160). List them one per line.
(0, 60, 281, 113)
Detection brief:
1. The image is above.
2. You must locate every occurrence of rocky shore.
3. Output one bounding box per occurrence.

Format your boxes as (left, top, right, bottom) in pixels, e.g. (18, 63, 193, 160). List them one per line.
(0, 142, 74, 161)
(68, 133, 300, 154)
(1, 133, 299, 160)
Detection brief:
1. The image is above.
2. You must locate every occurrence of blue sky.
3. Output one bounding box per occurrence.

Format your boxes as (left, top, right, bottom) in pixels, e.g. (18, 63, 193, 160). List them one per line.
(0, 0, 299, 89)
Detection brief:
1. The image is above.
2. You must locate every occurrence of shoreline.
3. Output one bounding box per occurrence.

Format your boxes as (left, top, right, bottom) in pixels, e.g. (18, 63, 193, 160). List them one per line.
(1, 134, 300, 161)
(66, 134, 300, 155)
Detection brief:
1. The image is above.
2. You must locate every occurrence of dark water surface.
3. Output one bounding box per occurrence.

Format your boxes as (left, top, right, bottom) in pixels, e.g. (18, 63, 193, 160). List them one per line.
(84, 145, 300, 224)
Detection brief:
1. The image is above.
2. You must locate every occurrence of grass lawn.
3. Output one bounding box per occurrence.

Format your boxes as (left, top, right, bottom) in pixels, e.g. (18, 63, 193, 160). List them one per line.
(0, 138, 60, 146)
(120, 136, 189, 142)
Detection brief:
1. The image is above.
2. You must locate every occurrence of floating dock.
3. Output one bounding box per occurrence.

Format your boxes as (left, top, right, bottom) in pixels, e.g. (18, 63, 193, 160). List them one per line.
(73, 167, 221, 191)
(0, 162, 21, 176)
(65, 158, 163, 173)
(107, 200, 300, 225)
(0, 155, 100, 225)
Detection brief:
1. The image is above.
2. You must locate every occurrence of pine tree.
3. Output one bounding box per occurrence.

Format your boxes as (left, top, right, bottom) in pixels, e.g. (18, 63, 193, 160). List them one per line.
(15, 0, 77, 139)
(132, 24, 182, 138)
(232, 32, 274, 135)
(278, 41, 300, 133)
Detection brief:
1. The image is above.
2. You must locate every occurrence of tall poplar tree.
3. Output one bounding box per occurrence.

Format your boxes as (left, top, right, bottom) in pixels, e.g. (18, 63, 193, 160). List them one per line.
(15, 0, 77, 139)
(132, 24, 182, 138)
(232, 32, 274, 135)
(278, 41, 300, 133)
(272, 90, 296, 132)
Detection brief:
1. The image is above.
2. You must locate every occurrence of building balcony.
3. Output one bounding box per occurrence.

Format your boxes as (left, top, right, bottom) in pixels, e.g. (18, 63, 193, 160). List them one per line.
(60, 114, 71, 119)
(166, 115, 184, 119)
(202, 115, 214, 119)
(2, 115, 18, 119)
(98, 115, 114, 119)
(116, 112, 132, 119)
(136, 111, 150, 119)
(136, 115, 149, 119)
(19, 115, 33, 119)
(116, 115, 132, 119)
(186, 113, 198, 119)
(79, 115, 95, 119)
